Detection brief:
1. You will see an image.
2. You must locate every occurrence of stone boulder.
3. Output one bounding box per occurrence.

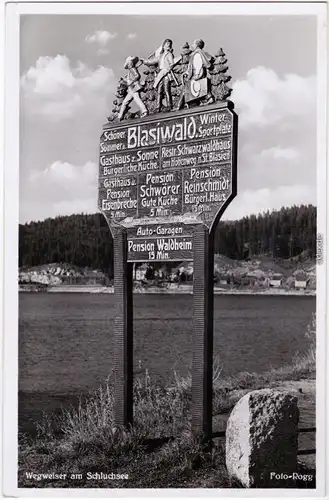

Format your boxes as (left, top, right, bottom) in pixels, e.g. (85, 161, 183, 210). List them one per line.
(225, 389, 299, 488)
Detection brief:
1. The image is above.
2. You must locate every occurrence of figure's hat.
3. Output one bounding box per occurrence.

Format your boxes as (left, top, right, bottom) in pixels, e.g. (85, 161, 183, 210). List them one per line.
(124, 56, 139, 69)
(192, 39, 205, 49)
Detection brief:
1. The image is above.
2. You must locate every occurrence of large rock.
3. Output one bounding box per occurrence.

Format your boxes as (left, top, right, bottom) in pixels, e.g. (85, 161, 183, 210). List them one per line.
(225, 389, 299, 488)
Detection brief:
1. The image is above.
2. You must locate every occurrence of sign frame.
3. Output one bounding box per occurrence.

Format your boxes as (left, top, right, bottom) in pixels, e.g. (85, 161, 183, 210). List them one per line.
(98, 100, 238, 446)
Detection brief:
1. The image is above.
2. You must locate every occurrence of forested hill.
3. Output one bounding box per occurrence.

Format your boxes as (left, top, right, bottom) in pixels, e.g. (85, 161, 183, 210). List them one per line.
(19, 204, 316, 272)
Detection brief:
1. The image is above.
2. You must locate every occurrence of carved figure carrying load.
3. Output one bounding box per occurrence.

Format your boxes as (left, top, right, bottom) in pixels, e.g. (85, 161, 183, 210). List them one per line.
(117, 56, 148, 121)
(141, 39, 181, 112)
(176, 39, 214, 110)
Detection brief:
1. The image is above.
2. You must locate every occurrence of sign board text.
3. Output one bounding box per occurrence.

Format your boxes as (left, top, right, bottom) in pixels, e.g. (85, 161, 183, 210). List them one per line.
(99, 102, 236, 232)
(126, 223, 193, 262)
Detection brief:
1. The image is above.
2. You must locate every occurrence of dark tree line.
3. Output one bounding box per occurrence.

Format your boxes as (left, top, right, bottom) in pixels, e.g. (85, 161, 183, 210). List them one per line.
(19, 214, 114, 276)
(19, 204, 316, 275)
(214, 204, 316, 260)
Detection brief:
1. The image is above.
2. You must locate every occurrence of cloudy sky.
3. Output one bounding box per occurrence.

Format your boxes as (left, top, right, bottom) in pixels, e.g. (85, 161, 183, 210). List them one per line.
(20, 14, 318, 223)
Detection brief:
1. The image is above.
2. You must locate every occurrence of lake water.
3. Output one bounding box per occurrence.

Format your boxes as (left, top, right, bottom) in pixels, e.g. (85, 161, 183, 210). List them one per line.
(19, 293, 315, 435)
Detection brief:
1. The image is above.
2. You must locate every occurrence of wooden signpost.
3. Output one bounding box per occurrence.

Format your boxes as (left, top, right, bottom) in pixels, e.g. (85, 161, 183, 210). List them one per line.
(98, 40, 238, 445)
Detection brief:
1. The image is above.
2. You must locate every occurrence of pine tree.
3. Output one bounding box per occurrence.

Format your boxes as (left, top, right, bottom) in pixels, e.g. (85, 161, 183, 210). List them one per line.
(141, 64, 158, 114)
(107, 78, 128, 122)
(171, 42, 192, 109)
(210, 48, 232, 101)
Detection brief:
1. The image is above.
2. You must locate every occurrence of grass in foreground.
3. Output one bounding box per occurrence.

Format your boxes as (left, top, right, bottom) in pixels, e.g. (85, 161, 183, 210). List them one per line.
(19, 371, 234, 488)
(18, 315, 316, 488)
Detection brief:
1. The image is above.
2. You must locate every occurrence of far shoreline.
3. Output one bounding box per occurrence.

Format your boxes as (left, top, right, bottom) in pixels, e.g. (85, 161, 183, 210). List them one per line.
(19, 285, 316, 297)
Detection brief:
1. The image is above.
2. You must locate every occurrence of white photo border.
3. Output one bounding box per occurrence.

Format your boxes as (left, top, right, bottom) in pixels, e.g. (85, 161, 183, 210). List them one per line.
(2, 1, 328, 498)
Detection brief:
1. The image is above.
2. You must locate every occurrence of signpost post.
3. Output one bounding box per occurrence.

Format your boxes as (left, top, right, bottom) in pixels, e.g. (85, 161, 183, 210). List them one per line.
(98, 44, 238, 441)
(112, 226, 134, 428)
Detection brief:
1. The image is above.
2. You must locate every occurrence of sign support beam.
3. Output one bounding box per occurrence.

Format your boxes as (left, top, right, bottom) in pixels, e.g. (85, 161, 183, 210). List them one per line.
(192, 224, 214, 446)
(112, 226, 134, 428)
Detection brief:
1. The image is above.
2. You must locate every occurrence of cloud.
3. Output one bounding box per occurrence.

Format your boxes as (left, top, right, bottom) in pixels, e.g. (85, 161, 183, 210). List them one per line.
(85, 31, 117, 55)
(260, 147, 300, 161)
(30, 160, 97, 185)
(97, 48, 110, 56)
(127, 33, 137, 40)
(21, 55, 115, 120)
(85, 30, 117, 47)
(228, 66, 317, 207)
(21, 161, 98, 221)
(232, 67, 316, 129)
(224, 184, 316, 221)
(21, 55, 75, 95)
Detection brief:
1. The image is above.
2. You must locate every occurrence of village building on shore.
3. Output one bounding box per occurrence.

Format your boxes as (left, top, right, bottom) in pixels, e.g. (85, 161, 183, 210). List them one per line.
(294, 274, 309, 289)
(269, 274, 283, 288)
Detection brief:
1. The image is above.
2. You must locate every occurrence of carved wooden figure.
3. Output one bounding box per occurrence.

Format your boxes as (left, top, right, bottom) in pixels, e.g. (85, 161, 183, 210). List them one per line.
(117, 56, 148, 121)
(107, 40, 232, 124)
(176, 39, 214, 110)
(141, 39, 181, 112)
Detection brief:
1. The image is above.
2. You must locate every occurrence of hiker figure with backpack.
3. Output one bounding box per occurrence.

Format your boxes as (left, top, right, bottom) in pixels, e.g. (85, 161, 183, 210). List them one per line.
(117, 56, 148, 121)
(176, 39, 214, 110)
